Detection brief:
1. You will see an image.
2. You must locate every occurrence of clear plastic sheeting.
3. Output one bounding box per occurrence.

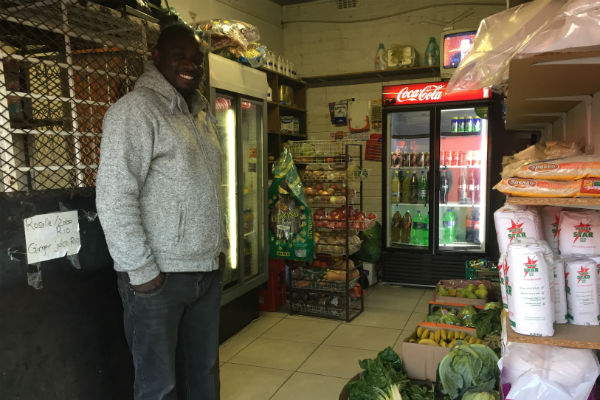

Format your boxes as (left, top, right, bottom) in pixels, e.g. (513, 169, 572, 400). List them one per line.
(499, 342, 600, 400)
(447, 0, 600, 93)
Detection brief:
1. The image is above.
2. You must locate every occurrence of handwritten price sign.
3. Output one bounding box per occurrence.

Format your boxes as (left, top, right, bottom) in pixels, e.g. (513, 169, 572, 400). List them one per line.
(23, 211, 81, 264)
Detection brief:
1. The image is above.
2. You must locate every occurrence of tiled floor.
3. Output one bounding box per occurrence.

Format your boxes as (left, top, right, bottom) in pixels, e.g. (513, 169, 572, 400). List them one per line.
(219, 284, 434, 400)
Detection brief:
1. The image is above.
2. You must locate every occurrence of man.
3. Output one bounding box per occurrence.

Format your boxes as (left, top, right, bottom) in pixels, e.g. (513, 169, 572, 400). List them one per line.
(449, 38, 473, 68)
(96, 24, 223, 400)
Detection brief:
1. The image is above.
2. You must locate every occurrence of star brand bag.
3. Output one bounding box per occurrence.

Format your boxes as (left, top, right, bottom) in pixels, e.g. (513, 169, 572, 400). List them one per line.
(558, 210, 600, 255)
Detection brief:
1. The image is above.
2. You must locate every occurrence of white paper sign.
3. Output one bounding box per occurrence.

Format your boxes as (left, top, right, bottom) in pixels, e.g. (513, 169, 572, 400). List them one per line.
(23, 210, 81, 264)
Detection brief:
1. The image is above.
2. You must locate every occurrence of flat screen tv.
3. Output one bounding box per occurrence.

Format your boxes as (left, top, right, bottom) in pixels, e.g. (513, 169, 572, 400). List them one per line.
(440, 28, 477, 80)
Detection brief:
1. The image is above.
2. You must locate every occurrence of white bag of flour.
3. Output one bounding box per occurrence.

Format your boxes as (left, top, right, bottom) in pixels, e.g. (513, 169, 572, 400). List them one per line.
(592, 256, 600, 307)
(498, 253, 508, 310)
(541, 206, 562, 252)
(551, 255, 568, 324)
(558, 210, 600, 255)
(563, 256, 600, 326)
(494, 206, 543, 255)
(507, 240, 555, 336)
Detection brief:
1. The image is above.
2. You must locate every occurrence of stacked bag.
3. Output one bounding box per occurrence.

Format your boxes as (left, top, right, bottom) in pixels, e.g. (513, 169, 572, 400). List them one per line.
(494, 141, 600, 198)
(494, 205, 600, 337)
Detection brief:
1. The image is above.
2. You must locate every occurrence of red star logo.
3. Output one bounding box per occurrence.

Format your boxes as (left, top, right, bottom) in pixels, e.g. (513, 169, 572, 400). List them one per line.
(524, 256, 537, 277)
(503, 260, 510, 276)
(577, 266, 590, 283)
(553, 215, 561, 239)
(507, 219, 524, 243)
(573, 221, 591, 243)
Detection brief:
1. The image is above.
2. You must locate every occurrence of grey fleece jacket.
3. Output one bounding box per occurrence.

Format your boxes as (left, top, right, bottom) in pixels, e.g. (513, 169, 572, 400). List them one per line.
(96, 62, 223, 285)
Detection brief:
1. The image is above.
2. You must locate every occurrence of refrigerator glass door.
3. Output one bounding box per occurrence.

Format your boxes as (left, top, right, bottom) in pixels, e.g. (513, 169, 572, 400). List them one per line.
(214, 93, 238, 287)
(386, 110, 431, 248)
(438, 107, 488, 252)
(239, 98, 263, 280)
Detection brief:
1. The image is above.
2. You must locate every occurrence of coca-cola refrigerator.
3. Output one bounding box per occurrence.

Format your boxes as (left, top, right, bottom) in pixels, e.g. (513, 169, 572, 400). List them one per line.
(381, 81, 503, 286)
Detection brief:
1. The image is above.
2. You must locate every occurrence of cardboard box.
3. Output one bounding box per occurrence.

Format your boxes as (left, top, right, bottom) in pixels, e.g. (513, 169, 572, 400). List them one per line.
(402, 325, 477, 381)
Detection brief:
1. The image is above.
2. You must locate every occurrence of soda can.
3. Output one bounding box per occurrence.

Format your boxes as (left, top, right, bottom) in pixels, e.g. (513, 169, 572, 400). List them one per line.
(442, 151, 451, 166)
(410, 152, 417, 167)
(451, 151, 459, 166)
(473, 117, 482, 132)
(451, 117, 459, 133)
(458, 151, 465, 166)
(457, 117, 466, 132)
(465, 117, 474, 132)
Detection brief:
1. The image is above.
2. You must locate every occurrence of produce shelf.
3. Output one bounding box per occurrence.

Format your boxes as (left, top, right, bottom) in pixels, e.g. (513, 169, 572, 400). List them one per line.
(505, 196, 600, 209)
(506, 319, 600, 350)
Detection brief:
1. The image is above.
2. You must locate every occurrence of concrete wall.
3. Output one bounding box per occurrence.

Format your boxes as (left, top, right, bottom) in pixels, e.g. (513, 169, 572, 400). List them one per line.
(168, 0, 284, 53)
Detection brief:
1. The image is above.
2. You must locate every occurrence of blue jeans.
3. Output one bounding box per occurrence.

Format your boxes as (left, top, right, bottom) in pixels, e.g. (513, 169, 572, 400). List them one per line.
(117, 270, 222, 400)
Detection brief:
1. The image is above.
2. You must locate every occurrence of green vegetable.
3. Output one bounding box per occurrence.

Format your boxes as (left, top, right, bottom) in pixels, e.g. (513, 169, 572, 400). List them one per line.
(484, 302, 501, 310)
(426, 309, 443, 323)
(462, 391, 499, 400)
(472, 308, 502, 339)
(459, 306, 477, 327)
(440, 312, 461, 325)
(348, 347, 434, 400)
(438, 344, 499, 400)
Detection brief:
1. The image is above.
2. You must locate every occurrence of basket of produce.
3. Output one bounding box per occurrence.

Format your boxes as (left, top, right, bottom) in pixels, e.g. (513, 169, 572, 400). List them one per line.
(433, 280, 496, 306)
(465, 259, 499, 283)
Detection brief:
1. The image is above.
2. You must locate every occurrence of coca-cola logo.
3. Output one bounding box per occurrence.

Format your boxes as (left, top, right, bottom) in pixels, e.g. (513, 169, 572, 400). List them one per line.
(396, 85, 444, 103)
(507, 178, 536, 187)
(528, 162, 558, 172)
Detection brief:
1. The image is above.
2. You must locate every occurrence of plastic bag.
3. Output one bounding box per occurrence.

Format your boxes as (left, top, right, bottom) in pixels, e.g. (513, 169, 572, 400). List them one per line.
(499, 342, 600, 400)
(357, 221, 382, 263)
(268, 147, 314, 261)
(447, 0, 600, 93)
(194, 19, 260, 50)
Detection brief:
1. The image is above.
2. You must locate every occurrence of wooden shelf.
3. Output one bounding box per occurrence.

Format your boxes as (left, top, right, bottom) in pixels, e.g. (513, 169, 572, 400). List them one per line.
(302, 66, 440, 88)
(505, 196, 600, 209)
(505, 48, 600, 130)
(507, 322, 600, 350)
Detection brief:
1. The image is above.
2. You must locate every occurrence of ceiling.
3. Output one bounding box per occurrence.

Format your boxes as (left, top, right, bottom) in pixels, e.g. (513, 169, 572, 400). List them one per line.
(268, 0, 320, 5)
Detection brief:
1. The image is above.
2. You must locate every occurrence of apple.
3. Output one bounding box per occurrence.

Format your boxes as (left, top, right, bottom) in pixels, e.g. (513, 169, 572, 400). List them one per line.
(329, 195, 338, 204)
(368, 212, 377, 220)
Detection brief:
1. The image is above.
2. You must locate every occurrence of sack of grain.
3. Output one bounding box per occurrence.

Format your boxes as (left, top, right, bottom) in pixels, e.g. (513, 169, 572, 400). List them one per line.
(551, 255, 568, 324)
(513, 155, 600, 181)
(563, 256, 600, 326)
(493, 177, 581, 198)
(498, 253, 508, 311)
(541, 206, 562, 252)
(494, 206, 543, 255)
(591, 256, 600, 308)
(506, 240, 554, 336)
(558, 210, 600, 255)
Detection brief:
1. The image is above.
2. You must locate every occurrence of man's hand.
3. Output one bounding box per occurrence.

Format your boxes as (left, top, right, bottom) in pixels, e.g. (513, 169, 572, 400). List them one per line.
(132, 272, 165, 292)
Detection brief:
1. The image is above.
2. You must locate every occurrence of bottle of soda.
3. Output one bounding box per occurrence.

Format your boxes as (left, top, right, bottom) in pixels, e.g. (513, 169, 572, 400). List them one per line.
(418, 170, 428, 203)
(422, 212, 429, 246)
(391, 171, 400, 203)
(440, 168, 449, 204)
(411, 210, 421, 245)
(401, 210, 412, 243)
(409, 172, 419, 204)
(473, 169, 480, 203)
(375, 43, 387, 71)
(401, 171, 411, 203)
(397, 170, 404, 201)
(424, 37, 440, 67)
(458, 169, 468, 204)
(441, 208, 456, 244)
(465, 208, 474, 242)
(471, 208, 480, 244)
(467, 168, 475, 204)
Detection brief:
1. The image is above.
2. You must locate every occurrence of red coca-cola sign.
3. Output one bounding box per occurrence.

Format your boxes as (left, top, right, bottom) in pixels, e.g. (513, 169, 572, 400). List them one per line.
(383, 82, 490, 105)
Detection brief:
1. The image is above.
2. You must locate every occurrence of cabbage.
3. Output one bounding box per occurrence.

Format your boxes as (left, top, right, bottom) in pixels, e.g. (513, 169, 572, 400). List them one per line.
(462, 391, 499, 400)
(438, 344, 499, 400)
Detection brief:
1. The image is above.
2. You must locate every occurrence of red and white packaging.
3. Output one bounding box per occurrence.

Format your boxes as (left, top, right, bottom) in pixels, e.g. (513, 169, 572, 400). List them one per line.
(551, 255, 568, 324)
(541, 206, 562, 252)
(558, 210, 600, 255)
(590, 255, 600, 309)
(498, 253, 509, 311)
(563, 256, 600, 326)
(494, 205, 543, 255)
(506, 240, 554, 336)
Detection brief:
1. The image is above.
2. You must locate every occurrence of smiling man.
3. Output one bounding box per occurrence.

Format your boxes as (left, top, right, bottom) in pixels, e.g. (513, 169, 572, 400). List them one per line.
(96, 24, 224, 400)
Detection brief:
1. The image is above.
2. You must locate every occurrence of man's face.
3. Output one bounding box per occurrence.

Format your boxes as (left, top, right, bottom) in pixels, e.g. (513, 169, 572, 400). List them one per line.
(153, 32, 204, 97)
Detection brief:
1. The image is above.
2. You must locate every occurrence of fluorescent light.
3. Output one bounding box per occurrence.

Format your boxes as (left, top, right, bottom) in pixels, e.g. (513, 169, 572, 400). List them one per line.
(226, 109, 237, 270)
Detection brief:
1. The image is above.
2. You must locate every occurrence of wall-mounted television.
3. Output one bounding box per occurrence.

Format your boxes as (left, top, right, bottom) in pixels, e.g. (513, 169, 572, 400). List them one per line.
(440, 28, 477, 80)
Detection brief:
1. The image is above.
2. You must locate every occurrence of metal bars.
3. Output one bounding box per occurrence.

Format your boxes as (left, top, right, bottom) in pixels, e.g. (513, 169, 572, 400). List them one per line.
(0, 0, 157, 191)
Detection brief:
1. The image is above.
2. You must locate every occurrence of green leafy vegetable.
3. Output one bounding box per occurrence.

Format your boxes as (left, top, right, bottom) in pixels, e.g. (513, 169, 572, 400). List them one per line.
(484, 302, 501, 310)
(472, 308, 502, 339)
(462, 391, 499, 400)
(438, 344, 499, 400)
(459, 306, 477, 328)
(439, 312, 461, 325)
